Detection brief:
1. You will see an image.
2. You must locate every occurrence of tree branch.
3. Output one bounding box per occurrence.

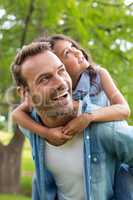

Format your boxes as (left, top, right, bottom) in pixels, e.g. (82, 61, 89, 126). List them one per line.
(20, 0, 35, 47)
(97, 24, 124, 34)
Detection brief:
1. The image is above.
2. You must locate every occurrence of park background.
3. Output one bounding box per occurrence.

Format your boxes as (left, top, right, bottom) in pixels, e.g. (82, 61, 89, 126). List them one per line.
(0, 0, 133, 199)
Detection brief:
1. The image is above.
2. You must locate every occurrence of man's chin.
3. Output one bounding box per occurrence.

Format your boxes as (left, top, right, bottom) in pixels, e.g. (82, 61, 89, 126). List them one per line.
(46, 103, 73, 118)
(35, 94, 73, 117)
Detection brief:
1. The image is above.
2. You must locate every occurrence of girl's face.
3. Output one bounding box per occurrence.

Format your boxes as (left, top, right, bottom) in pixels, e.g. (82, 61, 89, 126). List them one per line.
(53, 40, 89, 87)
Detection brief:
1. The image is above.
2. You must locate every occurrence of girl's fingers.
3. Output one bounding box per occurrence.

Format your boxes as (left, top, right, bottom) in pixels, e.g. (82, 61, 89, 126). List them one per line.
(63, 130, 68, 135)
(62, 126, 68, 132)
(62, 134, 72, 140)
(63, 128, 71, 134)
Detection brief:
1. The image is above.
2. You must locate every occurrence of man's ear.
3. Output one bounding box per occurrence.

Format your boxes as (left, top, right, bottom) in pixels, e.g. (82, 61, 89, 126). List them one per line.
(17, 86, 29, 101)
(17, 86, 23, 97)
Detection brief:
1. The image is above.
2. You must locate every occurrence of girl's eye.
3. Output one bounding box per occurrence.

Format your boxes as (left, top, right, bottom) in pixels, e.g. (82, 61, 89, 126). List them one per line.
(59, 68, 66, 74)
(64, 50, 70, 58)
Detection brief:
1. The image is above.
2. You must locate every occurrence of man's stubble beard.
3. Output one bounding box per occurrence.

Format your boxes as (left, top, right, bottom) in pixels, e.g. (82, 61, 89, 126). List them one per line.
(36, 99, 78, 128)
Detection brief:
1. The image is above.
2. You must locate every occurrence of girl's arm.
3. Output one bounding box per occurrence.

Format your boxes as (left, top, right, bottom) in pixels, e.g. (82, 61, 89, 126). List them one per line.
(11, 102, 72, 145)
(90, 67, 130, 122)
(63, 68, 131, 135)
(12, 102, 48, 137)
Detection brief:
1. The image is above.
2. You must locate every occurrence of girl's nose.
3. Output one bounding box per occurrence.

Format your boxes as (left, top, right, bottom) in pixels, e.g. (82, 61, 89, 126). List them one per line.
(72, 47, 82, 57)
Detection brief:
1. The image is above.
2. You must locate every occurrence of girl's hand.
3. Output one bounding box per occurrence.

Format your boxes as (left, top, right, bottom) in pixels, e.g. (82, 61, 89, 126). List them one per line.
(46, 127, 73, 146)
(62, 113, 92, 136)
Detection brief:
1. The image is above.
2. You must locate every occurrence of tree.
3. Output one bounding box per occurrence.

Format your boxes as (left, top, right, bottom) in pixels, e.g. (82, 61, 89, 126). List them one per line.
(0, 0, 35, 193)
(0, 126, 24, 193)
(0, 0, 133, 193)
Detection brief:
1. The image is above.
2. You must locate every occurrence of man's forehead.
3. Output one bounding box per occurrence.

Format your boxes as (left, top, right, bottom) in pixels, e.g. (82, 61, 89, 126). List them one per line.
(22, 51, 63, 75)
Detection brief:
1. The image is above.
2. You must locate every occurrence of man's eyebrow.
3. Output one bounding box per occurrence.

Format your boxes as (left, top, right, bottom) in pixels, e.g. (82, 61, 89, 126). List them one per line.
(58, 64, 65, 69)
(35, 65, 65, 84)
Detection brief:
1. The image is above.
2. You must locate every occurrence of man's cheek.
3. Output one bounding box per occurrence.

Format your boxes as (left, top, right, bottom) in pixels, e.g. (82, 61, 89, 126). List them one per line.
(44, 90, 56, 107)
(31, 93, 43, 106)
(30, 90, 52, 108)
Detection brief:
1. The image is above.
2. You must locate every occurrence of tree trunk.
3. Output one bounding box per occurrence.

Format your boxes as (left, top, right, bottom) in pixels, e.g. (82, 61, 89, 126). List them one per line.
(0, 126, 25, 193)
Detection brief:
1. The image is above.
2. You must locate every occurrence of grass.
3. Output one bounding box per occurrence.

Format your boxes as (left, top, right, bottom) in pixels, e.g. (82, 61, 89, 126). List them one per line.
(21, 137, 35, 196)
(0, 131, 35, 198)
(0, 194, 31, 200)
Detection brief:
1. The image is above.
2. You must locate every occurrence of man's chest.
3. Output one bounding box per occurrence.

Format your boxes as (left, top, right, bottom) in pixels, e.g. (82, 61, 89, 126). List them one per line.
(45, 133, 84, 200)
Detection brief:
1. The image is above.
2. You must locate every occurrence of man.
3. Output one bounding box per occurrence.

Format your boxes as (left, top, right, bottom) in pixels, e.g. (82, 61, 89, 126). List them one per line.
(11, 42, 133, 200)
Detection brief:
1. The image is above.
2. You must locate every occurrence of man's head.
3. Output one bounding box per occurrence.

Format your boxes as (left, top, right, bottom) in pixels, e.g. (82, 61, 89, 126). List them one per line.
(11, 42, 73, 116)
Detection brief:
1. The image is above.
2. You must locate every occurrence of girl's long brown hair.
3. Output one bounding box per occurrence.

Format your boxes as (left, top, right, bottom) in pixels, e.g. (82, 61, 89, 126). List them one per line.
(36, 34, 101, 95)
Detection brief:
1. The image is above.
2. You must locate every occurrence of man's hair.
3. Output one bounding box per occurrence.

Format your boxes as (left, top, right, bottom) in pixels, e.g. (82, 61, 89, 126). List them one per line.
(11, 42, 51, 87)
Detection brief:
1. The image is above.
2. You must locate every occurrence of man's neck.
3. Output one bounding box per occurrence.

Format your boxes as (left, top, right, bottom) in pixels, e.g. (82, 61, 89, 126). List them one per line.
(37, 100, 79, 128)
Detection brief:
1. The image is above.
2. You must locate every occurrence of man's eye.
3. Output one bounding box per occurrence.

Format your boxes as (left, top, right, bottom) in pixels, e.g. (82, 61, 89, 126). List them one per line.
(59, 68, 66, 74)
(39, 76, 50, 83)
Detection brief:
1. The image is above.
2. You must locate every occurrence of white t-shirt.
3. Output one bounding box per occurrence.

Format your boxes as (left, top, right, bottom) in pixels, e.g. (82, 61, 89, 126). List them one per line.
(45, 101, 84, 200)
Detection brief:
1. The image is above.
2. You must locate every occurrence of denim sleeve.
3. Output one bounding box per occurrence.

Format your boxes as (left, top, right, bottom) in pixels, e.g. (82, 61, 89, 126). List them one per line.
(95, 121, 133, 166)
(113, 121, 133, 166)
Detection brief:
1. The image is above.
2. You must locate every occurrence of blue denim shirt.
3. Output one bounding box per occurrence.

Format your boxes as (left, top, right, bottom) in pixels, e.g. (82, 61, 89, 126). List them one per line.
(20, 71, 133, 200)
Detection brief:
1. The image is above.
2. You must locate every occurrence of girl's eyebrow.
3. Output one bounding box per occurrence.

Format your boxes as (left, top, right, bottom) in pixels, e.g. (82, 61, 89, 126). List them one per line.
(58, 64, 65, 69)
(60, 47, 69, 56)
(60, 43, 72, 56)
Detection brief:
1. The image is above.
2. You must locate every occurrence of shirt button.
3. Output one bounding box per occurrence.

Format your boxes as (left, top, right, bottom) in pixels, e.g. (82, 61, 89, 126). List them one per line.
(89, 176, 91, 181)
(88, 155, 91, 159)
(93, 157, 97, 162)
(86, 135, 90, 140)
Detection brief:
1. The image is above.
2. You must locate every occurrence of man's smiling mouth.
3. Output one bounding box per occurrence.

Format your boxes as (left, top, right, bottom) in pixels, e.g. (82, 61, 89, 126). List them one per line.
(52, 91, 69, 101)
(51, 89, 72, 107)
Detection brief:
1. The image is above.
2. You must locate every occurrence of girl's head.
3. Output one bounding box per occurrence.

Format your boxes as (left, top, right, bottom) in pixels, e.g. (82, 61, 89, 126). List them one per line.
(37, 34, 97, 89)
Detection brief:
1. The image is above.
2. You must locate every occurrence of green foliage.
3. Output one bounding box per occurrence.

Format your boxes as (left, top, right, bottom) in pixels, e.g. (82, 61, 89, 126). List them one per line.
(20, 176, 32, 196)
(0, 0, 133, 118)
(20, 139, 34, 196)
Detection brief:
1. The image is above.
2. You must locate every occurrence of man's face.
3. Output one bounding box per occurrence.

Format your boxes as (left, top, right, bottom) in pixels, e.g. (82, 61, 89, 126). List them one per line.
(21, 51, 73, 116)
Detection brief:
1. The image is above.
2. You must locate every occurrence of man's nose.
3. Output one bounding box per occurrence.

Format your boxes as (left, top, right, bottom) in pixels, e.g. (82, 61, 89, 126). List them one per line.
(53, 74, 66, 90)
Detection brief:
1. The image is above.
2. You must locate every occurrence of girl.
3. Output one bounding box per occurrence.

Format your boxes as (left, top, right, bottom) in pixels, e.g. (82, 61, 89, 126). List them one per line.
(12, 34, 130, 138)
